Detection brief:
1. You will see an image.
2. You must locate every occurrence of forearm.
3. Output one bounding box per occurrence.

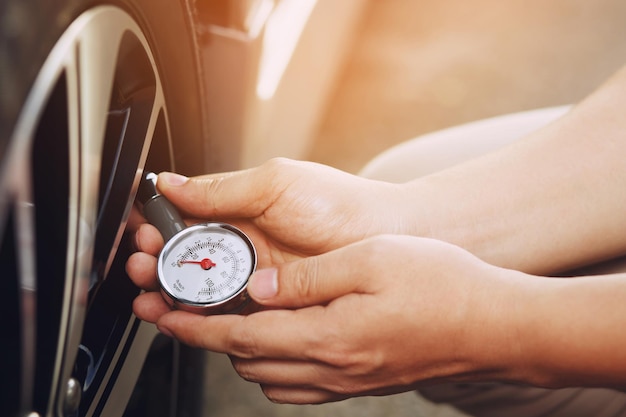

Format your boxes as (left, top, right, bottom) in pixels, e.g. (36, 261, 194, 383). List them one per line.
(401, 66, 626, 274)
(490, 272, 626, 388)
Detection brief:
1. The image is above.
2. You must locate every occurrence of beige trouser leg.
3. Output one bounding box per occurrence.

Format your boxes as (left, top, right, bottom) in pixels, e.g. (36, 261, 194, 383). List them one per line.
(359, 106, 570, 182)
(359, 106, 626, 417)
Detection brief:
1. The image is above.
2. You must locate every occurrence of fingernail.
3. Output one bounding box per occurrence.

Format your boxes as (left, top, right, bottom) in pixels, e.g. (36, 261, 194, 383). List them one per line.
(249, 268, 278, 301)
(159, 172, 188, 186)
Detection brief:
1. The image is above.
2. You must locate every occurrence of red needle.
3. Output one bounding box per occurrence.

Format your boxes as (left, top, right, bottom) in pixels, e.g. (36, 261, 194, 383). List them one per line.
(179, 258, 216, 270)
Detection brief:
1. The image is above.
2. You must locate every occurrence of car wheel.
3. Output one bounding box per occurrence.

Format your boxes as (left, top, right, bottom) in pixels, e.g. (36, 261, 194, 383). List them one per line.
(1, 3, 208, 417)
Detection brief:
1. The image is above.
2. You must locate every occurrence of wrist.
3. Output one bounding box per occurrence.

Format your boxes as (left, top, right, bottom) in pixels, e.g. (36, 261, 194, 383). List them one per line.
(363, 181, 415, 237)
(387, 181, 437, 238)
(470, 272, 626, 388)
(459, 267, 537, 384)
(511, 274, 626, 388)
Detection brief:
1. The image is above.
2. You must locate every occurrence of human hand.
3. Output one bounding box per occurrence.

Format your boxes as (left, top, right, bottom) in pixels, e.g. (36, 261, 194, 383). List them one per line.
(126, 158, 406, 293)
(150, 158, 406, 263)
(131, 234, 527, 404)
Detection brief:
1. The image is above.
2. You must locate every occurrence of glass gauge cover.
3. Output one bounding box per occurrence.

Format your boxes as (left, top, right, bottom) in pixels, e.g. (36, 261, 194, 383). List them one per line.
(157, 223, 257, 314)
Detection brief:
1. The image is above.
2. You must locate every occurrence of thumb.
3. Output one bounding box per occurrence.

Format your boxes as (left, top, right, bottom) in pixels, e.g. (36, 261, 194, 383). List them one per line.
(156, 166, 277, 219)
(247, 244, 373, 308)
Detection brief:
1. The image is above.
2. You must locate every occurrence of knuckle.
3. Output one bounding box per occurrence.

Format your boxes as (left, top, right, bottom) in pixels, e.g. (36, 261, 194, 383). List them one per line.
(197, 177, 224, 211)
(230, 357, 256, 382)
(312, 327, 383, 380)
(262, 157, 295, 177)
(262, 157, 312, 189)
(258, 158, 300, 210)
(260, 385, 286, 404)
(319, 343, 370, 373)
(227, 321, 261, 359)
(321, 349, 384, 396)
(263, 156, 290, 168)
(310, 325, 360, 369)
(361, 234, 409, 268)
(289, 257, 321, 302)
(317, 343, 355, 369)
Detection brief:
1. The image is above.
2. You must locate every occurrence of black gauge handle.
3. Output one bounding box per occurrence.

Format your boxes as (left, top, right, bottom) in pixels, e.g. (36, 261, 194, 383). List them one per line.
(138, 172, 186, 241)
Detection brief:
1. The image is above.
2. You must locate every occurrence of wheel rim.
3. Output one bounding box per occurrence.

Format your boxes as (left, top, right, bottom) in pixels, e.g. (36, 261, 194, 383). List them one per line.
(1, 6, 171, 416)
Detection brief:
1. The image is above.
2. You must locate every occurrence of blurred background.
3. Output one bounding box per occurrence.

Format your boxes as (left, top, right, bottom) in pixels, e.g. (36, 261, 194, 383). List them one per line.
(199, 0, 626, 173)
(199, 0, 626, 415)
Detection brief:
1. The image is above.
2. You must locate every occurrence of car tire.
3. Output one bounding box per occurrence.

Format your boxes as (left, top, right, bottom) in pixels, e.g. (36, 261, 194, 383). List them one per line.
(1, 1, 209, 416)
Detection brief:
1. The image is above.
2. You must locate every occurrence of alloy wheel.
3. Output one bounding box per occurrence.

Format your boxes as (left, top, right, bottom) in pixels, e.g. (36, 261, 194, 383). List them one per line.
(1, 6, 173, 416)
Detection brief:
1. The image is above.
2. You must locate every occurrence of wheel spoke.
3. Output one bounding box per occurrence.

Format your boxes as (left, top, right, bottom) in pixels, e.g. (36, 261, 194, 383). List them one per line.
(75, 11, 128, 230)
(4, 6, 171, 416)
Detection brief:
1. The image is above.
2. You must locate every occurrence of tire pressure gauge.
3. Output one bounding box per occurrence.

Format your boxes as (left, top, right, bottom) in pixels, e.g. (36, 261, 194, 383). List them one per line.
(138, 172, 257, 314)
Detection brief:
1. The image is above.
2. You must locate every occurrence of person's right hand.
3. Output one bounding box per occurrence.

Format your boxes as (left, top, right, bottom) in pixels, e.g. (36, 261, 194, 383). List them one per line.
(131, 234, 538, 404)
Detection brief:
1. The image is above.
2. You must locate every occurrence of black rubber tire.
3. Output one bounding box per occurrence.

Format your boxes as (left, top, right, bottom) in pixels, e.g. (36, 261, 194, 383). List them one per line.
(1, 0, 207, 174)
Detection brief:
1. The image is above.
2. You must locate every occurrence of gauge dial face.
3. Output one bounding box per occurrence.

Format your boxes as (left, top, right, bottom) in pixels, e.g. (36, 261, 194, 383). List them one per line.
(157, 223, 256, 308)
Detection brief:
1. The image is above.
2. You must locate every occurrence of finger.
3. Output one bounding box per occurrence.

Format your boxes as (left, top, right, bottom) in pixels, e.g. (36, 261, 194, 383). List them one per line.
(247, 238, 381, 308)
(156, 158, 294, 219)
(127, 205, 147, 233)
(125, 252, 160, 291)
(262, 382, 414, 404)
(156, 307, 330, 360)
(260, 385, 345, 405)
(133, 291, 171, 323)
(231, 357, 321, 386)
(230, 357, 356, 394)
(260, 382, 411, 405)
(133, 223, 164, 255)
(229, 357, 353, 404)
(231, 357, 409, 400)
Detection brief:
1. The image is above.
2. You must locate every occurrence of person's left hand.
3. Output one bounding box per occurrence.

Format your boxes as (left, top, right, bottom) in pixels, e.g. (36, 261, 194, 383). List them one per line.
(132, 234, 526, 404)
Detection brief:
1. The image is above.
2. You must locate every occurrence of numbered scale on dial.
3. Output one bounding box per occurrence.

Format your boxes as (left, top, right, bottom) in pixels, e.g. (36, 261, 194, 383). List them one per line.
(157, 223, 257, 314)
